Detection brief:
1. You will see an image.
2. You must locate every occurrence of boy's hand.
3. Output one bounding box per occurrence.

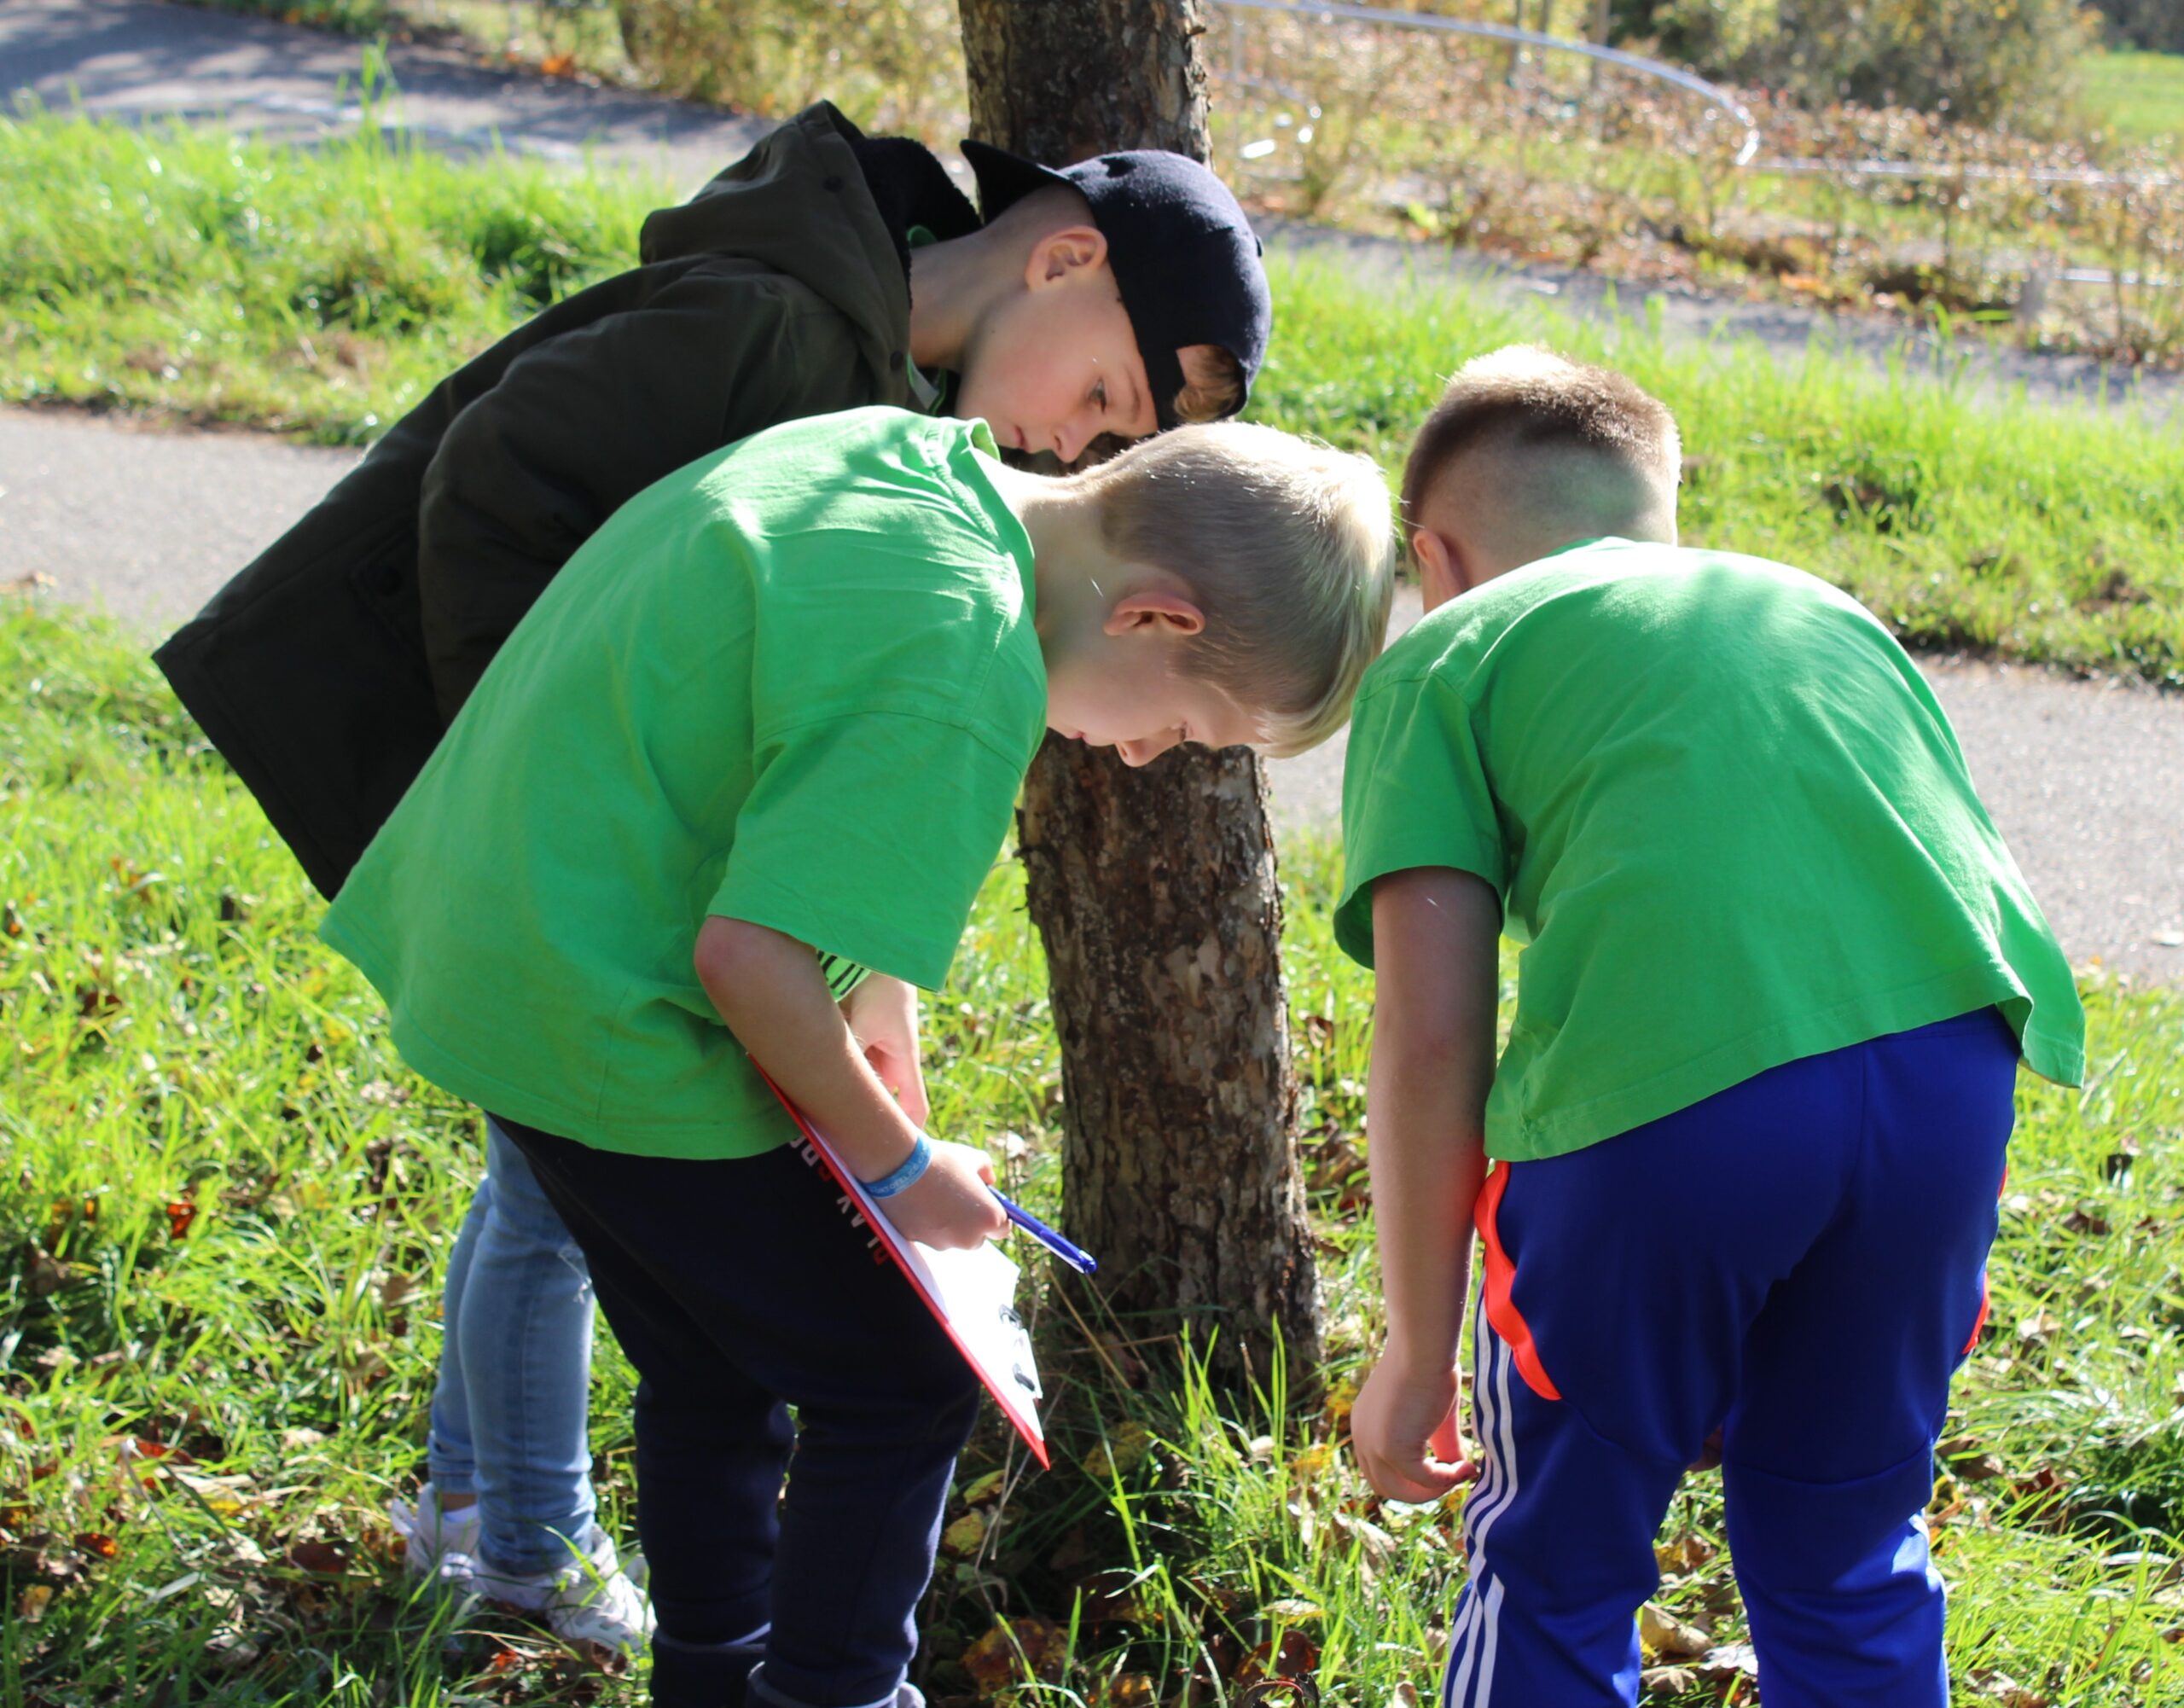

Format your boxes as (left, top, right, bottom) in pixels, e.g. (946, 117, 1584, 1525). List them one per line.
(1350, 1351, 1478, 1502)
(843, 975, 930, 1126)
(885, 1139, 1010, 1252)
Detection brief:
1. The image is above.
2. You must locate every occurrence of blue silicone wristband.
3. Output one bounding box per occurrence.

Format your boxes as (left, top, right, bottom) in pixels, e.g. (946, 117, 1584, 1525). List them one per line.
(859, 1132, 932, 1200)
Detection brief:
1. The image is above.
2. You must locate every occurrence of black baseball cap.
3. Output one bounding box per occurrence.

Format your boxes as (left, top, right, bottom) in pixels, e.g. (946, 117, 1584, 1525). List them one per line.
(961, 139, 1270, 431)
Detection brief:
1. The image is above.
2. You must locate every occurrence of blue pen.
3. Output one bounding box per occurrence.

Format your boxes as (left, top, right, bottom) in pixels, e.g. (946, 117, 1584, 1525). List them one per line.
(990, 1190, 1098, 1275)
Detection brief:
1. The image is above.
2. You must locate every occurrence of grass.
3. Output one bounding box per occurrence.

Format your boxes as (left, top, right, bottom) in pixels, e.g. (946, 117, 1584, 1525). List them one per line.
(2076, 50, 2184, 151)
(0, 99, 660, 444)
(6, 593, 2184, 1707)
(3, 107, 2182, 691)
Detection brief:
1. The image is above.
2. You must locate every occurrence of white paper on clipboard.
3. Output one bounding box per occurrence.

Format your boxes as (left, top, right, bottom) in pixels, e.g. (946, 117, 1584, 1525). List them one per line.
(763, 1080, 1049, 1467)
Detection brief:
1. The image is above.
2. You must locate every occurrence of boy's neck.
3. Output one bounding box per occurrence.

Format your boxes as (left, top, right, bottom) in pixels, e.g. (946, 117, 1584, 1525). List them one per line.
(907, 233, 1005, 374)
(980, 461, 1112, 639)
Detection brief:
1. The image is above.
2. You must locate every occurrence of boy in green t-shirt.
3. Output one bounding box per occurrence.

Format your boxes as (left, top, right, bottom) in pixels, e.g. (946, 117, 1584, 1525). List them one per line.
(321, 404, 1395, 1708)
(1336, 346, 2083, 1708)
(157, 107, 1273, 1641)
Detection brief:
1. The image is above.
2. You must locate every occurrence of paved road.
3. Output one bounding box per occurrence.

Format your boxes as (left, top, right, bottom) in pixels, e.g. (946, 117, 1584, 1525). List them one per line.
(5, 405, 2180, 985)
(3, 0, 2180, 983)
(1, 0, 770, 195)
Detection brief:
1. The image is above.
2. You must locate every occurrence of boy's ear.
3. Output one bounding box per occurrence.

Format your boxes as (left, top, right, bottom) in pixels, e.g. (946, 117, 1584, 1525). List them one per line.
(1413, 526, 1466, 608)
(1025, 224, 1109, 290)
(1103, 590, 1205, 637)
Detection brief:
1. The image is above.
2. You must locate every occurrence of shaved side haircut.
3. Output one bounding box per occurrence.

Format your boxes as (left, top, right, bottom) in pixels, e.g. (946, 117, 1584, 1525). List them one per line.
(1402, 346, 1681, 537)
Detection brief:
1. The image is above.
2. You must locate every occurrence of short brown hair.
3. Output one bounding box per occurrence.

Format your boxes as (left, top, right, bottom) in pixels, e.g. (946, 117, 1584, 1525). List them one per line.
(1401, 346, 1681, 529)
(1172, 343, 1246, 425)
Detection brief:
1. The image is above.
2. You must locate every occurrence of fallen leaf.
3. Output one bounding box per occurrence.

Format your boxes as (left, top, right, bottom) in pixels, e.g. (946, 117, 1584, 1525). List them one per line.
(285, 1538, 352, 1576)
(1237, 1627, 1319, 1682)
(2015, 1311, 2061, 1345)
(1967, 1669, 2051, 1707)
(16, 1584, 53, 1623)
(25, 1248, 72, 1297)
(540, 51, 577, 76)
(1639, 1602, 1711, 1660)
(73, 1531, 118, 1561)
(962, 1617, 1068, 1695)
(938, 1510, 986, 1558)
(166, 1200, 198, 1240)
(1640, 1666, 1695, 1697)
(205, 1630, 261, 1670)
(1655, 1533, 1718, 1574)
(1693, 1643, 1758, 1685)
(1078, 1566, 1147, 1625)
(958, 1469, 1007, 1507)
(1082, 1421, 1153, 1480)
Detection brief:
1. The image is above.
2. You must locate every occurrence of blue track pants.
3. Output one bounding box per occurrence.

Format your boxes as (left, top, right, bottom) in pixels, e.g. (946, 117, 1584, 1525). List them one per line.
(1444, 1008, 2020, 1708)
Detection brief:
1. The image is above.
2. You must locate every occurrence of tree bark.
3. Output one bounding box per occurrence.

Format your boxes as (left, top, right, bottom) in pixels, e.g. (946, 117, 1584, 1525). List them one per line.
(958, 0, 1322, 1385)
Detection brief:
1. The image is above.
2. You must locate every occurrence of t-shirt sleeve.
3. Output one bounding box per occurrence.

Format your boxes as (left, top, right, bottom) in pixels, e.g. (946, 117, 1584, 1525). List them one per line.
(1333, 677, 1507, 968)
(709, 711, 1028, 991)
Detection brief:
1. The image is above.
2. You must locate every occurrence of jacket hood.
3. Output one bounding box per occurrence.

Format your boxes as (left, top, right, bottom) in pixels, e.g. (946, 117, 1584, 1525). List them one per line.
(640, 102, 919, 403)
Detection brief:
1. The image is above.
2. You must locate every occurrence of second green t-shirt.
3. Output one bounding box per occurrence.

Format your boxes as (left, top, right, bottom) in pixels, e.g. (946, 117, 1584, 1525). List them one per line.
(321, 408, 1046, 1159)
(1335, 538, 2085, 1163)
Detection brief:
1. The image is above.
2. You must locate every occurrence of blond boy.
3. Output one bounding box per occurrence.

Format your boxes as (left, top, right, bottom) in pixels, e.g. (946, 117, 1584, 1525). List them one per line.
(320, 404, 1393, 1708)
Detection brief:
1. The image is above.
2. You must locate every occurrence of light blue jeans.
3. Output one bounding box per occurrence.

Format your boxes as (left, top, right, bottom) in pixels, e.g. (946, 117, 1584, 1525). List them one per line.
(428, 1117, 598, 1575)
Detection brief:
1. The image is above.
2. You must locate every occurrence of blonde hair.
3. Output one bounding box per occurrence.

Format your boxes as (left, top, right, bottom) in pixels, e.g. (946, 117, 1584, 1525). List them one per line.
(1403, 345, 1681, 532)
(1080, 422, 1397, 757)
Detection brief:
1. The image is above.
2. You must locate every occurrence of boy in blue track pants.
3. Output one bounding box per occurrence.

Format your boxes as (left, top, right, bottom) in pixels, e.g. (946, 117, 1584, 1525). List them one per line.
(1335, 346, 2086, 1707)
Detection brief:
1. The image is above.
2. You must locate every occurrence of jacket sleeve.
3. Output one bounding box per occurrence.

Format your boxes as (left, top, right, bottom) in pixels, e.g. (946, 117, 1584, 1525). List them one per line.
(415, 263, 871, 723)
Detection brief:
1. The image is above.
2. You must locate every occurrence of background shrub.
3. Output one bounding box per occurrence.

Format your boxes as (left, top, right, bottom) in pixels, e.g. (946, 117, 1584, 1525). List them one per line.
(607, 0, 964, 135)
(1619, 0, 2101, 129)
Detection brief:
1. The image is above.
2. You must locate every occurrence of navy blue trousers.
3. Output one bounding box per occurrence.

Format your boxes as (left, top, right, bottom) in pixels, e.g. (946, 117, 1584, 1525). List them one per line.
(500, 1119, 981, 1708)
(1445, 1008, 2019, 1708)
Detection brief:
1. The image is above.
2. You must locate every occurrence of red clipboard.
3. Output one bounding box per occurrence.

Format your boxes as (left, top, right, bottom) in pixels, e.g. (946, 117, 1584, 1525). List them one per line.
(759, 1073, 1049, 1467)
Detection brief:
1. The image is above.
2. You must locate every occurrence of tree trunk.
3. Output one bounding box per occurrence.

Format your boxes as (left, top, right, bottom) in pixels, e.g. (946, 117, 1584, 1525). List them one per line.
(957, 0, 1322, 1386)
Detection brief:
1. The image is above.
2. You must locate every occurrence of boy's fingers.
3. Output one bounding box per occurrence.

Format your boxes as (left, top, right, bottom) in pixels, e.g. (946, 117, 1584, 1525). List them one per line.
(1367, 1455, 1455, 1504)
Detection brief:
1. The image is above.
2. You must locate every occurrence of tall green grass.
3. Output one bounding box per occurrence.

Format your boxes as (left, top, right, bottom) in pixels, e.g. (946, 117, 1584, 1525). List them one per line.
(3, 106, 2179, 689)
(6, 597, 2184, 1705)
(0, 102, 658, 441)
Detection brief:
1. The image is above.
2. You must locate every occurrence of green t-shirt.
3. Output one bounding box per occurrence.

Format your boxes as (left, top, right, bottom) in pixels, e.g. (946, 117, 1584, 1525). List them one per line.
(322, 409, 1046, 1159)
(1335, 538, 2085, 1163)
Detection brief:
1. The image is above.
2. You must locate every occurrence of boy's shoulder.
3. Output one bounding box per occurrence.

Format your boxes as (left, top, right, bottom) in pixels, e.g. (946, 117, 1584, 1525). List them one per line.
(677, 406, 1014, 548)
(1359, 537, 1870, 707)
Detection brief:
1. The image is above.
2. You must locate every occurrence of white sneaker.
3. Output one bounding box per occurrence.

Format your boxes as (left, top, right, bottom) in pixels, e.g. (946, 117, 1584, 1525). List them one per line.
(460, 1523, 656, 1655)
(388, 1483, 481, 1579)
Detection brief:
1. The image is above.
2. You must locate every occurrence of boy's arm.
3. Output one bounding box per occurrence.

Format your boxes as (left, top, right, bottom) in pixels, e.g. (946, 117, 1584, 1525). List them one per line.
(1350, 865, 1501, 1502)
(695, 915, 1006, 1250)
(842, 974, 930, 1128)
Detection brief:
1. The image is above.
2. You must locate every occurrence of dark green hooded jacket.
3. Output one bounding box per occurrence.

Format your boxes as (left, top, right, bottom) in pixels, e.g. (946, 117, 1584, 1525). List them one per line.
(154, 103, 976, 900)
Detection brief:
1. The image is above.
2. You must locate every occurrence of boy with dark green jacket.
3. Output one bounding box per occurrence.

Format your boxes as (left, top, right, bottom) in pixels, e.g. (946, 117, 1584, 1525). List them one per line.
(154, 101, 1271, 1651)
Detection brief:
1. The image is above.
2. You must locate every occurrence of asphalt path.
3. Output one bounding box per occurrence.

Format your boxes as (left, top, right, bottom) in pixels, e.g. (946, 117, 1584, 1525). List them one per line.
(1, 0, 770, 192)
(3, 0, 2181, 983)
(6, 405, 2180, 985)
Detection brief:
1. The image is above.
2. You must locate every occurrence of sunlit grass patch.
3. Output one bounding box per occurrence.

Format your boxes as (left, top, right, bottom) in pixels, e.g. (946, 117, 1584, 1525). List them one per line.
(5, 600, 2183, 1704)
(0, 102, 659, 443)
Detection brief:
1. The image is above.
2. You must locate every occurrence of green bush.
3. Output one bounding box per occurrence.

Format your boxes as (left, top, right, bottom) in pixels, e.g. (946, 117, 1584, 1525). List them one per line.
(1622, 0, 2101, 127)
